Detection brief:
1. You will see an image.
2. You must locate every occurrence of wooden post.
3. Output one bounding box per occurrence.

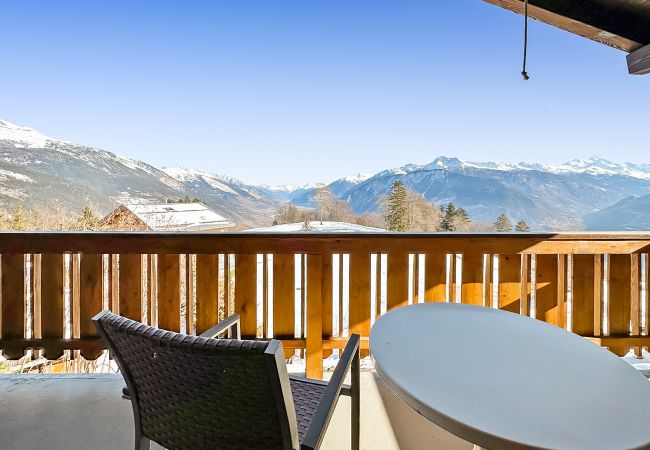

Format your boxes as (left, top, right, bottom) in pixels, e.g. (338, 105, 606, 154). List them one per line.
(609, 254, 632, 356)
(572, 254, 596, 336)
(499, 254, 521, 313)
(520, 254, 530, 317)
(387, 252, 409, 310)
(40, 254, 65, 359)
(424, 253, 446, 302)
(349, 253, 371, 357)
(306, 254, 324, 379)
(536, 254, 559, 325)
(195, 254, 218, 336)
(234, 254, 257, 338)
(557, 254, 567, 329)
(1, 254, 26, 359)
(273, 254, 295, 341)
(79, 253, 103, 359)
(157, 254, 181, 332)
(119, 254, 142, 322)
(461, 253, 484, 306)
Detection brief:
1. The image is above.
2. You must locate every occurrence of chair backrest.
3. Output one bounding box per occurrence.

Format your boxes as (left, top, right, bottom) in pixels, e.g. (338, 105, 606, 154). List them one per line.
(93, 310, 299, 450)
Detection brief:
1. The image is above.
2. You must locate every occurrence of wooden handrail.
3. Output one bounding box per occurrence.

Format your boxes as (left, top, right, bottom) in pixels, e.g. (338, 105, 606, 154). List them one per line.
(0, 232, 648, 378)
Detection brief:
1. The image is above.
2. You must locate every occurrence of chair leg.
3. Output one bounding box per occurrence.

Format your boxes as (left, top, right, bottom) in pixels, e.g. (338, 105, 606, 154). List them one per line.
(136, 430, 151, 450)
(351, 348, 360, 450)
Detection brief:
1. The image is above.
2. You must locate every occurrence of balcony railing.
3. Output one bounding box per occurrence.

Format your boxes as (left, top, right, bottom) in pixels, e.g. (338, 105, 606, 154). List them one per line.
(0, 232, 648, 379)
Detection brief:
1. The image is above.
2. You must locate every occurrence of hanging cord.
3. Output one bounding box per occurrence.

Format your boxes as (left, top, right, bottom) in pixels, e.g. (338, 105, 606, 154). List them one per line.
(521, 0, 530, 80)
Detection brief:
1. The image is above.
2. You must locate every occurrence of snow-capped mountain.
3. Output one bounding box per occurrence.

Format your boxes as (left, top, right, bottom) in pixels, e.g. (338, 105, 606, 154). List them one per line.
(2, 118, 649, 230)
(289, 156, 650, 230)
(0, 119, 279, 226)
(161, 167, 280, 225)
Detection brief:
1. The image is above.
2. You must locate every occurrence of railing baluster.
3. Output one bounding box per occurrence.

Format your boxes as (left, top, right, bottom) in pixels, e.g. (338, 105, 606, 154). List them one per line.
(195, 254, 218, 336)
(557, 255, 567, 329)
(1, 254, 26, 359)
(119, 254, 142, 322)
(572, 255, 597, 337)
(322, 254, 333, 358)
(461, 252, 484, 306)
(349, 253, 371, 357)
(498, 254, 521, 313)
(387, 252, 408, 310)
(40, 254, 65, 359)
(234, 254, 257, 339)
(305, 254, 323, 379)
(609, 254, 632, 356)
(273, 253, 295, 348)
(424, 253, 446, 302)
(535, 254, 559, 325)
(79, 253, 103, 359)
(158, 254, 181, 332)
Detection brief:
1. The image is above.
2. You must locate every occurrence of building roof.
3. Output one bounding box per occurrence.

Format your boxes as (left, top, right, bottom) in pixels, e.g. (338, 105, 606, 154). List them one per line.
(122, 203, 234, 231)
(244, 221, 386, 233)
(483, 0, 650, 52)
(483, 0, 650, 74)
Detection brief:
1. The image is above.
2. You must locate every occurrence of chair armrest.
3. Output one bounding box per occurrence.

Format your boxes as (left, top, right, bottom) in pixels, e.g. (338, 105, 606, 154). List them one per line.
(198, 313, 241, 339)
(300, 334, 360, 450)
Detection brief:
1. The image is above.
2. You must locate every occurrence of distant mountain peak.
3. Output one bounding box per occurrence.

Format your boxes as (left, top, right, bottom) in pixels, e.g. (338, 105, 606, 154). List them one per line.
(0, 118, 63, 148)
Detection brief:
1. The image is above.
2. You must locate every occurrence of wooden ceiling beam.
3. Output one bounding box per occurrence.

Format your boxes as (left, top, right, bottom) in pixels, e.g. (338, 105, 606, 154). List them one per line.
(627, 43, 650, 74)
(482, 0, 643, 52)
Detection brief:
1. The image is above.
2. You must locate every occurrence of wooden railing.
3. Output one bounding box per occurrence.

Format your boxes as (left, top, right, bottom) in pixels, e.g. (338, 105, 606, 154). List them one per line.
(0, 232, 649, 379)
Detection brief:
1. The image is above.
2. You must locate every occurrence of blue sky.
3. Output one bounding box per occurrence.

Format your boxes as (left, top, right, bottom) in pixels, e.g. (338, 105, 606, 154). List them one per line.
(1, 1, 647, 184)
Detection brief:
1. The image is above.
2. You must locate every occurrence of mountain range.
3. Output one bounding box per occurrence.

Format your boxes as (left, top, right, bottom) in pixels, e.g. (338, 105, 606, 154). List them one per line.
(1, 118, 649, 230)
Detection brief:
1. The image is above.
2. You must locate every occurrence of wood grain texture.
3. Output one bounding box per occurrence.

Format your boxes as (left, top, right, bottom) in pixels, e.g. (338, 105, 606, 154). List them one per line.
(157, 253, 180, 332)
(118, 254, 142, 322)
(40, 254, 64, 359)
(79, 253, 103, 359)
(1, 254, 25, 359)
(349, 253, 371, 357)
(424, 253, 447, 302)
(322, 254, 333, 358)
(3, 232, 649, 255)
(520, 254, 530, 316)
(571, 255, 596, 336)
(273, 254, 295, 339)
(535, 255, 559, 325)
(482, 0, 642, 52)
(195, 254, 218, 336)
(557, 255, 567, 329)
(234, 254, 257, 338)
(499, 254, 521, 313)
(387, 252, 409, 310)
(306, 254, 324, 379)
(461, 253, 484, 306)
(609, 254, 632, 356)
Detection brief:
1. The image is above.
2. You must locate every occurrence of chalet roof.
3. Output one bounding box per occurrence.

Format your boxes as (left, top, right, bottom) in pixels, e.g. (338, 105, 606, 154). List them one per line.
(122, 203, 234, 231)
(483, 0, 650, 74)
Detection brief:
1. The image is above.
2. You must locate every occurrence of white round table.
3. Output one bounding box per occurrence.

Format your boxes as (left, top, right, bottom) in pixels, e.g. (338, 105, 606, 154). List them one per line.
(370, 303, 650, 450)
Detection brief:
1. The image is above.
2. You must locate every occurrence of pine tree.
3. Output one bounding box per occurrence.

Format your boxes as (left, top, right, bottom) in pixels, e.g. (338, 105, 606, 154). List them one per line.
(441, 203, 456, 231)
(74, 207, 101, 230)
(384, 181, 409, 231)
(441, 203, 470, 231)
(8, 205, 29, 231)
(494, 213, 513, 232)
(515, 220, 530, 232)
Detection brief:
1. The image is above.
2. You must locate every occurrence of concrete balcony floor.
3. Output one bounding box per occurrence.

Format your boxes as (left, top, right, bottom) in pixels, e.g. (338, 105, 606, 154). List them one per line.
(0, 372, 474, 450)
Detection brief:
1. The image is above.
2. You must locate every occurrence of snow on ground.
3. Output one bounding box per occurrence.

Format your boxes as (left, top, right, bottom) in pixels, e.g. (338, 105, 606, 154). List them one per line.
(0, 168, 34, 183)
(245, 221, 385, 233)
(0, 118, 70, 148)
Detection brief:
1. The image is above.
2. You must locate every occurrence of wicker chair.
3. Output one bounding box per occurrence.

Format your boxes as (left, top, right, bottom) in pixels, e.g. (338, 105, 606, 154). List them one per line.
(93, 310, 360, 450)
